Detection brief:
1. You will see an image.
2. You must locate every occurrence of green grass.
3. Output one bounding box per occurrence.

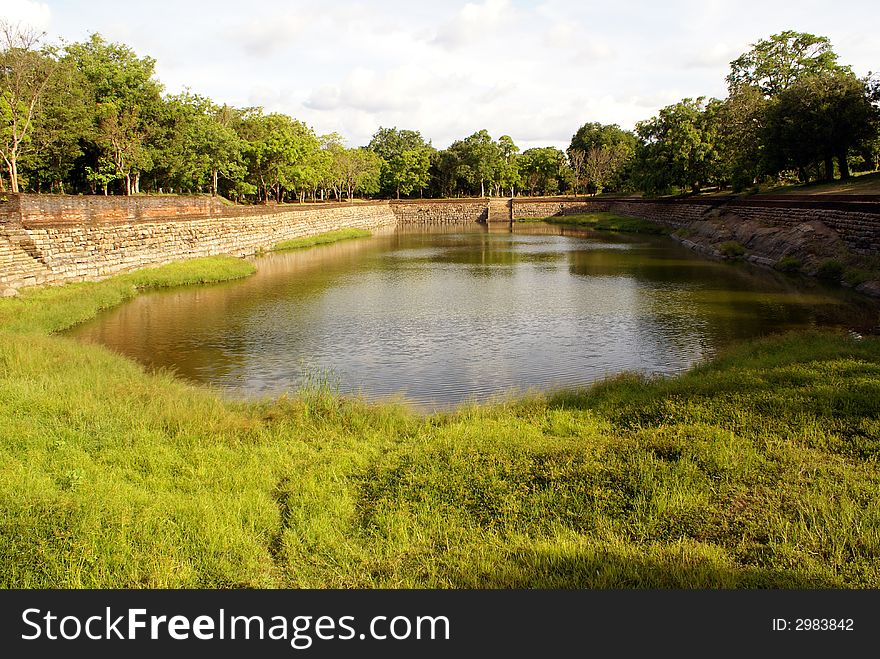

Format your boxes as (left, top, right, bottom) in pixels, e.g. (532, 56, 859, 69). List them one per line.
(272, 228, 371, 252)
(758, 171, 880, 196)
(1, 256, 879, 588)
(520, 212, 669, 235)
(0, 256, 256, 335)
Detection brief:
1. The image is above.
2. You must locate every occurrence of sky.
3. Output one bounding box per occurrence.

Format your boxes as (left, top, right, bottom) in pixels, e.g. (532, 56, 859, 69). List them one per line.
(2, 0, 878, 150)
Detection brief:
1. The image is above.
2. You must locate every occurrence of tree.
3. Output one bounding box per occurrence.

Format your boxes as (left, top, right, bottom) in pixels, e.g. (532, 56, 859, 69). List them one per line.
(455, 129, 502, 197)
(239, 111, 319, 203)
(568, 122, 636, 194)
(708, 87, 768, 190)
(518, 147, 567, 196)
(763, 71, 878, 181)
(65, 34, 164, 195)
(633, 98, 719, 194)
(0, 21, 56, 192)
(496, 134, 520, 196)
(338, 147, 381, 199)
(727, 31, 849, 97)
(20, 57, 92, 192)
(367, 127, 433, 198)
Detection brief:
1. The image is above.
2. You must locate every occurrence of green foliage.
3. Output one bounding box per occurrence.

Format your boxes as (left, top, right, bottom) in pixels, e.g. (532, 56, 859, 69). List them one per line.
(65, 33, 164, 195)
(727, 31, 849, 96)
(0, 22, 57, 192)
(762, 72, 878, 181)
(816, 259, 844, 283)
(518, 146, 569, 196)
(568, 122, 637, 194)
(775, 256, 802, 273)
(633, 98, 719, 194)
(367, 127, 433, 198)
(717, 241, 746, 258)
(842, 268, 872, 287)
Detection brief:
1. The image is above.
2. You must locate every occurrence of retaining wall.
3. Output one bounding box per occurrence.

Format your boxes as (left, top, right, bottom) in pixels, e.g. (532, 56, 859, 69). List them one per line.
(0, 196, 396, 291)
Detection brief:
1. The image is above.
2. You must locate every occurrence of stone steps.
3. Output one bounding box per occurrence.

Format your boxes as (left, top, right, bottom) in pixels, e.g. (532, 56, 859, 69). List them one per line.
(0, 229, 55, 294)
(487, 198, 512, 223)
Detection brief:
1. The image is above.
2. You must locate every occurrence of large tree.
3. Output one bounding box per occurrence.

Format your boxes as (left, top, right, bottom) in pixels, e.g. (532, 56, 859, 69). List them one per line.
(568, 122, 636, 194)
(0, 22, 56, 192)
(367, 127, 432, 198)
(518, 147, 568, 196)
(633, 98, 719, 194)
(763, 71, 878, 181)
(727, 30, 849, 97)
(65, 34, 164, 195)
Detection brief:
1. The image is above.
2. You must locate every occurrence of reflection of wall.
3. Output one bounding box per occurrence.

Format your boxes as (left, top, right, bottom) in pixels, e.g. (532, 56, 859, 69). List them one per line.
(0, 196, 396, 290)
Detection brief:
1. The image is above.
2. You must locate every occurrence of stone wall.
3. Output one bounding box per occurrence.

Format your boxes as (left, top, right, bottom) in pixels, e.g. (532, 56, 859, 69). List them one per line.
(511, 196, 880, 255)
(0, 196, 396, 292)
(3, 193, 879, 295)
(390, 199, 487, 224)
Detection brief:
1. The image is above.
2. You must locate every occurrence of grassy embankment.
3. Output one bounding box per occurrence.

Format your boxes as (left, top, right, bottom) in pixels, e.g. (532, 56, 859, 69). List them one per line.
(272, 228, 371, 252)
(1, 253, 879, 588)
(518, 212, 669, 235)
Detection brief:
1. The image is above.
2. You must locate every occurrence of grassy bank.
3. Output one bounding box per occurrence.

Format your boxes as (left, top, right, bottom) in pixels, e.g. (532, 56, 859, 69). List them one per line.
(272, 228, 371, 252)
(1, 257, 879, 588)
(519, 212, 669, 235)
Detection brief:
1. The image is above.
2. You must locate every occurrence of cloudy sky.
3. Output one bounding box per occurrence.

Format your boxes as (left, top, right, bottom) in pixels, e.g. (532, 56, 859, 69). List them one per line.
(2, 0, 878, 150)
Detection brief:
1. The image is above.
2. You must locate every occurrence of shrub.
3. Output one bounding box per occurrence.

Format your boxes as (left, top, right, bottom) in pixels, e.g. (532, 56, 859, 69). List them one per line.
(717, 241, 745, 258)
(816, 259, 844, 283)
(775, 256, 802, 273)
(843, 268, 872, 287)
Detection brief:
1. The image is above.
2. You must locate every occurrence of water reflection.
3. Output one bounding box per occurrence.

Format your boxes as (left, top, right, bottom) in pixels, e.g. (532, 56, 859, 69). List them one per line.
(67, 224, 880, 408)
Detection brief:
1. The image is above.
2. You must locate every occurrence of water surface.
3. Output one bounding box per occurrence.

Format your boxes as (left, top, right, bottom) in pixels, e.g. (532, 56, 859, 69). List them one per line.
(68, 224, 880, 408)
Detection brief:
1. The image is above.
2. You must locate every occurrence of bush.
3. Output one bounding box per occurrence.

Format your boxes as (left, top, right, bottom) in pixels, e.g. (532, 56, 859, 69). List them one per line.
(717, 241, 745, 258)
(843, 268, 872, 287)
(775, 256, 802, 273)
(816, 259, 844, 283)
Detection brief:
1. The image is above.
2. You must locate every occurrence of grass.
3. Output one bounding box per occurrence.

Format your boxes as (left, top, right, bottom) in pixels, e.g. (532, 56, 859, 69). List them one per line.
(519, 212, 669, 235)
(759, 171, 880, 196)
(272, 228, 371, 252)
(1, 257, 879, 588)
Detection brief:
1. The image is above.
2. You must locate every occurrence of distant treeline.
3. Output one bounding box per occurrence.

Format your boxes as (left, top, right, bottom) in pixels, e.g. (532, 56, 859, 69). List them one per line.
(1, 25, 878, 201)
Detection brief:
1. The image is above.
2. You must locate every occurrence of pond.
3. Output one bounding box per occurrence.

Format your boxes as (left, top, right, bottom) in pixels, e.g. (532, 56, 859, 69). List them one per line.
(67, 223, 880, 408)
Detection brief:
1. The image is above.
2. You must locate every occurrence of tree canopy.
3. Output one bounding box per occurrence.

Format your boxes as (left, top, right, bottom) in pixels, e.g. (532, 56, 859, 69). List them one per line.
(0, 27, 877, 199)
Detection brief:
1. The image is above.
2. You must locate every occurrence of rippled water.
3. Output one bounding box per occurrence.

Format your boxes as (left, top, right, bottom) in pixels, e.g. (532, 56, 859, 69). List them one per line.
(68, 224, 880, 408)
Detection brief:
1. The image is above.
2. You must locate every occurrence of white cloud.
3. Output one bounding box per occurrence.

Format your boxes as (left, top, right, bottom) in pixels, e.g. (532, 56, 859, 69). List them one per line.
(0, 0, 51, 30)
(23, 0, 880, 151)
(229, 14, 306, 57)
(432, 0, 513, 49)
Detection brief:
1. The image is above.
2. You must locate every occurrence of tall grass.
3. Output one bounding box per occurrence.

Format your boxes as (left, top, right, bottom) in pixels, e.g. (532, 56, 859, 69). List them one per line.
(0, 255, 878, 588)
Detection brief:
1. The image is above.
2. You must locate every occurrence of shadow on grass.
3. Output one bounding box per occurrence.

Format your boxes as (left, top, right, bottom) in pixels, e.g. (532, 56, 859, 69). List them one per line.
(442, 548, 840, 589)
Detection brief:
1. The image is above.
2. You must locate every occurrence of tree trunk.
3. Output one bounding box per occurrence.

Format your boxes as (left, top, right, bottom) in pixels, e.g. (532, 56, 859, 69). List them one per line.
(10, 158, 19, 193)
(212, 169, 218, 196)
(134, 172, 141, 194)
(125, 172, 132, 196)
(838, 151, 850, 179)
(823, 156, 834, 181)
